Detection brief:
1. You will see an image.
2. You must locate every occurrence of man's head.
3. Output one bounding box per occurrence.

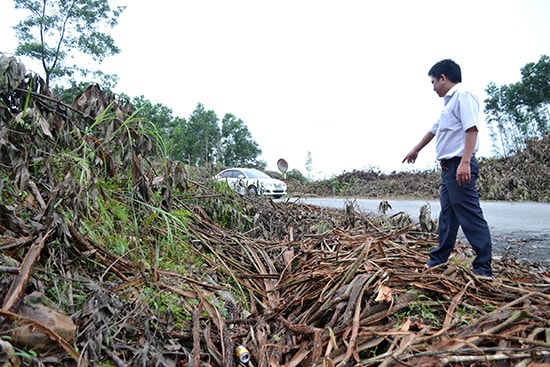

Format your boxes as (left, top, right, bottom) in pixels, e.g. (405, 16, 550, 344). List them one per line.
(428, 59, 461, 97)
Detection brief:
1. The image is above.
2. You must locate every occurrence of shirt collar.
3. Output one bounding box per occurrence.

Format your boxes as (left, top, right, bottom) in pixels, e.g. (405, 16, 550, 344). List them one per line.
(443, 83, 461, 104)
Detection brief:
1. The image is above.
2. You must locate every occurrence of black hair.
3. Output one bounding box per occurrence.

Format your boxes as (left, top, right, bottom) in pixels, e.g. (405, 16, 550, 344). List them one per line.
(428, 59, 462, 83)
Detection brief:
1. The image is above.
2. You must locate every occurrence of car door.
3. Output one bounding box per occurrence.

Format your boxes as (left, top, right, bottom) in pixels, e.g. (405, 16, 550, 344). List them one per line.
(221, 169, 246, 194)
(232, 169, 249, 194)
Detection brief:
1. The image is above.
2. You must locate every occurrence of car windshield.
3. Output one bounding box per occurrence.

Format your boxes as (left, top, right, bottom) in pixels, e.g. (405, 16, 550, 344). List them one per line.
(242, 169, 270, 179)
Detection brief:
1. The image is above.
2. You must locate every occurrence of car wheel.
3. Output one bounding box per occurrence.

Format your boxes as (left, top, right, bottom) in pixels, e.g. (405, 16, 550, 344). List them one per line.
(247, 185, 258, 196)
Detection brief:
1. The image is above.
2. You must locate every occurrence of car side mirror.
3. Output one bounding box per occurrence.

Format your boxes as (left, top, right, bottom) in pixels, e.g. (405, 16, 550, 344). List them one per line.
(237, 174, 245, 178)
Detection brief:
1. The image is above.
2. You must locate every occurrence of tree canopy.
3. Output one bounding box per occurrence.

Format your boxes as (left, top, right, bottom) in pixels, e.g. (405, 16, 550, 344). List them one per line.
(13, 0, 125, 88)
(220, 113, 262, 167)
(131, 99, 265, 168)
(181, 103, 220, 166)
(484, 55, 550, 156)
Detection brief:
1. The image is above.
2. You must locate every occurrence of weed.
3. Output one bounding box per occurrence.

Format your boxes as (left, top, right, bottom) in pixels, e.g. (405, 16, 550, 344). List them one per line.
(330, 179, 342, 195)
(392, 295, 443, 328)
(455, 305, 476, 326)
(483, 302, 496, 312)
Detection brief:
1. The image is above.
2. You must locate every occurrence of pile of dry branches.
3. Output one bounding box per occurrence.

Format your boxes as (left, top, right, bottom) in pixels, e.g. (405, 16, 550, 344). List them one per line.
(290, 134, 550, 203)
(55, 200, 550, 366)
(202, 204, 550, 366)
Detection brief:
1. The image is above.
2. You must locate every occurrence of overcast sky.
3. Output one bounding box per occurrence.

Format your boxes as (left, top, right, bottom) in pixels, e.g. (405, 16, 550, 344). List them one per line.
(1, 0, 549, 178)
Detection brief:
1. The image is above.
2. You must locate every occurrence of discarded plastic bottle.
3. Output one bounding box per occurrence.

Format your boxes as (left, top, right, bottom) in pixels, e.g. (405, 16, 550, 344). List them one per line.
(235, 345, 251, 364)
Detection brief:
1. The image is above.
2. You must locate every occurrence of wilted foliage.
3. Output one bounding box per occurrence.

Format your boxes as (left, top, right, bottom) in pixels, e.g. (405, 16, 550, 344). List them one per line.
(289, 135, 550, 203)
(477, 133, 550, 201)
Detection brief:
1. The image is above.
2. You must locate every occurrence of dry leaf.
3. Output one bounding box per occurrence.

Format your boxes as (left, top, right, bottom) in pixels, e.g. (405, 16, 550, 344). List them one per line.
(375, 285, 393, 303)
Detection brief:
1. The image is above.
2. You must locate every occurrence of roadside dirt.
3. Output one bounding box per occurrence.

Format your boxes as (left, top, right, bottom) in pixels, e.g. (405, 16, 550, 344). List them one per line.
(491, 231, 550, 271)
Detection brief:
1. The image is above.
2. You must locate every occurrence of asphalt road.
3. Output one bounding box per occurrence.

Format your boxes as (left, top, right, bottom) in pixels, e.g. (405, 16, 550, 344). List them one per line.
(290, 198, 550, 270)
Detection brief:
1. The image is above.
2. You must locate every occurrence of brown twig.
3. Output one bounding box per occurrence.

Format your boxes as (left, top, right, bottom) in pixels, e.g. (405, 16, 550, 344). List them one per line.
(2, 229, 53, 311)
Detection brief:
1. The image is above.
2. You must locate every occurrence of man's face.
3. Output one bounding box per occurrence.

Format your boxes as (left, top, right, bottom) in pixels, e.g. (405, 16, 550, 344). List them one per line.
(431, 75, 447, 97)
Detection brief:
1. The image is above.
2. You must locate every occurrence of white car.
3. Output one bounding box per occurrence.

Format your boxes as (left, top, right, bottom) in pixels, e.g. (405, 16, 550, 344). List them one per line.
(215, 168, 287, 198)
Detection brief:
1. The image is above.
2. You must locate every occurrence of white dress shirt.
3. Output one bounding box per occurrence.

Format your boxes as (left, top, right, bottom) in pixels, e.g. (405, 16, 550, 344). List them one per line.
(430, 84, 480, 160)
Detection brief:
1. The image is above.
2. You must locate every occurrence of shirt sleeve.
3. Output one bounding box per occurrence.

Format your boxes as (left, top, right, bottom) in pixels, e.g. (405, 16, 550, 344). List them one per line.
(429, 120, 439, 135)
(458, 91, 480, 131)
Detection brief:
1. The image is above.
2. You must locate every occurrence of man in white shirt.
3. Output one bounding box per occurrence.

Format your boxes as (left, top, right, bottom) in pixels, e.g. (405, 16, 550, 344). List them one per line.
(403, 59, 493, 278)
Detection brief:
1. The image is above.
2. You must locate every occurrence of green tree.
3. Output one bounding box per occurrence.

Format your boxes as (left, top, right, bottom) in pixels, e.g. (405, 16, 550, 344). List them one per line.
(79, 93, 265, 167)
(131, 95, 176, 136)
(128, 94, 185, 160)
(484, 55, 550, 156)
(182, 103, 220, 166)
(287, 168, 308, 183)
(166, 116, 188, 161)
(220, 113, 262, 167)
(13, 0, 125, 88)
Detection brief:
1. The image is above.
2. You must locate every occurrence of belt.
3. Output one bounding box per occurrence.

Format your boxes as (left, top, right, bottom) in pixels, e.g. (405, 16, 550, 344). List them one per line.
(440, 157, 462, 172)
(440, 156, 462, 165)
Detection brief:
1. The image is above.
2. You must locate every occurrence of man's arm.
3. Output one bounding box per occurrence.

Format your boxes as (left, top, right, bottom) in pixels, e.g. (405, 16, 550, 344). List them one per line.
(402, 132, 435, 164)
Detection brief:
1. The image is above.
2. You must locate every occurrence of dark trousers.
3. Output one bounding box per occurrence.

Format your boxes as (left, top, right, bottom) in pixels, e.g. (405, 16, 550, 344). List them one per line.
(427, 156, 493, 276)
